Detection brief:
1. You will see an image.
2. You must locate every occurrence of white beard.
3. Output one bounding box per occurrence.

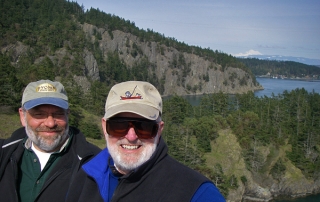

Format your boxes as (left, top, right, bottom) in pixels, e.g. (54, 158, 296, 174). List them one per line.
(107, 135, 159, 174)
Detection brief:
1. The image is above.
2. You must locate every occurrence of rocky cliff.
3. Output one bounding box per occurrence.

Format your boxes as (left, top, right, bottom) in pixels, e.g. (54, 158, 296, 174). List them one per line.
(81, 23, 263, 96)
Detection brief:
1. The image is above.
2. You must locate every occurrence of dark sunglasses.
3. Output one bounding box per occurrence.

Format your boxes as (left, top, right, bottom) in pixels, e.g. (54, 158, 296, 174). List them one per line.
(106, 118, 159, 139)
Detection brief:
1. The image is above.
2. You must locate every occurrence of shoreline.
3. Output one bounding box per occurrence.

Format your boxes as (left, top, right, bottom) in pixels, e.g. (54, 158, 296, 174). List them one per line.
(256, 76, 320, 82)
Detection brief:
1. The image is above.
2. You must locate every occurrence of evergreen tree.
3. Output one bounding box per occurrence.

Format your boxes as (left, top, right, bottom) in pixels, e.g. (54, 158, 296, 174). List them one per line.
(0, 53, 22, 109)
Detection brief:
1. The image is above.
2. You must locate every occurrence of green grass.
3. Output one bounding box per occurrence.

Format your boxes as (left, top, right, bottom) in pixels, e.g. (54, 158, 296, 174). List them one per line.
(0, 113, 22, 139)
(86, 137, 106, 149)
(78, 107, 102, 128)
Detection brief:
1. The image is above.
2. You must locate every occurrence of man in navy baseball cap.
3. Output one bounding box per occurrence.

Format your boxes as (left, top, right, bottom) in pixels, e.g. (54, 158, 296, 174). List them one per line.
(0, 79, 101, 202)
(21, 80, 69, 110)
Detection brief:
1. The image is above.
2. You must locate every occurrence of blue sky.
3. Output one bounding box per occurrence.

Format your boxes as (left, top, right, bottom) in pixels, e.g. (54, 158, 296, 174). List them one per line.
(75, 0, 320, 60)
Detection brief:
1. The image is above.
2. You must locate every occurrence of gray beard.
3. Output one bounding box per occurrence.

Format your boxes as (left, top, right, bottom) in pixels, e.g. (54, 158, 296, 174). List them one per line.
(25, 123, 69, 152)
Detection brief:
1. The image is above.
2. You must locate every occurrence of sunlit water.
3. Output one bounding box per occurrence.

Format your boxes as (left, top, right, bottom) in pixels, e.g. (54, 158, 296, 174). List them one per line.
(177, 78, 320, 106)
(255, 77, 320, 98)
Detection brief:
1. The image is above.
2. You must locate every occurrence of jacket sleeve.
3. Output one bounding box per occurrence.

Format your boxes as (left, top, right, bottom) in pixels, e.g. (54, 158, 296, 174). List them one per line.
(191, 182, 226, 202)
(0, 127, 26, 180)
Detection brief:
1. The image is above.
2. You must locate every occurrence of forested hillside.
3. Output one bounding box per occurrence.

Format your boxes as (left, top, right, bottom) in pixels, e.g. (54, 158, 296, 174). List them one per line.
(238, 58, 320, 79)
(1, 0, 320, 201)
(163, 89, 320, 201)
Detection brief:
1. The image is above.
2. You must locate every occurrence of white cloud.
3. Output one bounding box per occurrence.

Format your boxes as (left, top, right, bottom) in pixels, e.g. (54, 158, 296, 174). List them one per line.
(233, 49, 262, 57)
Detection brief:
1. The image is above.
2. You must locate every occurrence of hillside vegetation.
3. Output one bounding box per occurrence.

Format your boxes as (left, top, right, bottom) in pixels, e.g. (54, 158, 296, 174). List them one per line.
(1, 0, 320, 201)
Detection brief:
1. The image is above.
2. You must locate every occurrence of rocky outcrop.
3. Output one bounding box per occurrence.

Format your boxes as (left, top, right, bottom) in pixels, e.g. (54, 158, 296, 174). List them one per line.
(211, 130, 320, 202)
(82, 23, 263, 96)
(269, 173, 319, 199)
(241, 175, 320, 201)
(243, 184, 273, 201)
(83, 48, 99, 81)
(1, 41, 29, 65)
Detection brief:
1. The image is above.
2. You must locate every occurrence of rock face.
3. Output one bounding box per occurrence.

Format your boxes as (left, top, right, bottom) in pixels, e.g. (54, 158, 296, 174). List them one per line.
(81, 23, 263, 96)
(1, 41, 28, 65)
(83, 48, 100, 81)
(241, 174, 320, 201)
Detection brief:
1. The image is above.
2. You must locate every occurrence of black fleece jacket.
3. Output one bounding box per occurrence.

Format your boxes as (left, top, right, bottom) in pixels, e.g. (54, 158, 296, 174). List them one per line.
(0, 126, 101, 202)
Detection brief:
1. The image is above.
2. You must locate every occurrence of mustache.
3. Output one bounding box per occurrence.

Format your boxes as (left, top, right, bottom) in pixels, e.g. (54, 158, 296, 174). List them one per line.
(35, 126, 64, 132)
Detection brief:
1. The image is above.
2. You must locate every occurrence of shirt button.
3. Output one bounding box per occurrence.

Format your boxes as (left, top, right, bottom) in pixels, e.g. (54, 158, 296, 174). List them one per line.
(34, 159, 37, 163)
(37, 180, 40, 184)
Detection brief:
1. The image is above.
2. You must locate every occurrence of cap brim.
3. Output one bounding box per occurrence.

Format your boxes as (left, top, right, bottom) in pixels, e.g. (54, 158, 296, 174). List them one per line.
(104, 103, 159, 120)
(23, 97, 69, 110)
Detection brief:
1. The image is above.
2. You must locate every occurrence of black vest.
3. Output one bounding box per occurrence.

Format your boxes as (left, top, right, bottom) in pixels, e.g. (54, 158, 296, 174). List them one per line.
(111, 138, 211, 202)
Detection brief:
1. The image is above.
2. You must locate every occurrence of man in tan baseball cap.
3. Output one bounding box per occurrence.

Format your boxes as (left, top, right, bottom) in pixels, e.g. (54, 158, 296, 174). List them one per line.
(103, 80, 162, 120)
(0, 80, 101, 202)
(79, 81, 225, 202)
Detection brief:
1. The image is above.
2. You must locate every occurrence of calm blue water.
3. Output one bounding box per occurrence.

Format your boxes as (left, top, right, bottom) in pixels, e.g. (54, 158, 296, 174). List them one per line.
(255, 78, 320, 98)
(180, 78, 320, 106)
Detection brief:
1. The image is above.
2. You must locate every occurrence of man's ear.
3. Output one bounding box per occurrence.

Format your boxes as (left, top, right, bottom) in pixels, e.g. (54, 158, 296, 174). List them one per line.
(158, 121, 164, 137)
(101, 118, 107, 139)
(19, 108, 26, 126)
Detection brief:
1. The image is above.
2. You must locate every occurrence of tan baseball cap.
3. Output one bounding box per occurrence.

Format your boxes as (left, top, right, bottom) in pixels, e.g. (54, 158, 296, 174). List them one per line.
(22, 80, 68, 110)
(104, 81, 162, 120)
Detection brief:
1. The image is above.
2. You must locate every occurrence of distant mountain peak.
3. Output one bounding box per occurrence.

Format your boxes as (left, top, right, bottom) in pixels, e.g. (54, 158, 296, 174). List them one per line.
(236, 54, 320, 66)
(233, 50, 263, 57)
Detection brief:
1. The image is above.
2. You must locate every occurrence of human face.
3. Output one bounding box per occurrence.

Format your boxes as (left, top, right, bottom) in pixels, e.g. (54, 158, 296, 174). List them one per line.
(102, 112, 164, 174)
(19, 104, 69, 152)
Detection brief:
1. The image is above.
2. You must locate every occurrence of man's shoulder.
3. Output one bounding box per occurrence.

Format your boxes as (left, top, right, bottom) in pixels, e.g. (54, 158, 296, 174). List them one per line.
(1, 127, 26, 148)
(0, 127, 26, 180)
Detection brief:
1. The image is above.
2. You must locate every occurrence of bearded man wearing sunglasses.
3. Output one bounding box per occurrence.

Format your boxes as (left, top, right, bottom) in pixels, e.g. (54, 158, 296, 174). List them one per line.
(74, 81, 225, 202)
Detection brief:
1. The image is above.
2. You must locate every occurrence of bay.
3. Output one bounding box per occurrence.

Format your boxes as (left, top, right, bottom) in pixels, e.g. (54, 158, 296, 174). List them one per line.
(255, 77, 320, 98)
(180, 78, 320, 106)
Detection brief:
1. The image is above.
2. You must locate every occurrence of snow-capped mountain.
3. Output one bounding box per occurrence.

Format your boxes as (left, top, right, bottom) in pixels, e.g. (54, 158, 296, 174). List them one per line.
(237, 55, 320, 67)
